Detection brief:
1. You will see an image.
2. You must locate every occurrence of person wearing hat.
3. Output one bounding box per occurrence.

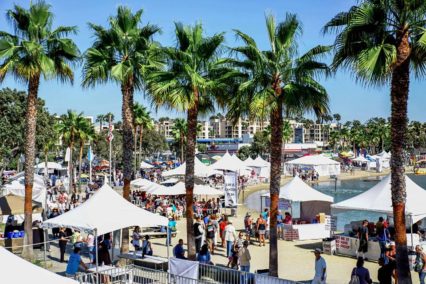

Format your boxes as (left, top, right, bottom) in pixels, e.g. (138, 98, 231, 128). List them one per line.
(312, 248, 326, 284)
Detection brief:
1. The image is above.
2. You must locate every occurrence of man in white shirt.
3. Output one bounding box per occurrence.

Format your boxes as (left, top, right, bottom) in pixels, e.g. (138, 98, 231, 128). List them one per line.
(224, 220, 237, 258)
(312, 248, 326, 284)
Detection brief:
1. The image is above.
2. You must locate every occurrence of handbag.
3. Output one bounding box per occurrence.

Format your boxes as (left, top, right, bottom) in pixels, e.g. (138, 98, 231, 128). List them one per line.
(349, 268, 360, 284)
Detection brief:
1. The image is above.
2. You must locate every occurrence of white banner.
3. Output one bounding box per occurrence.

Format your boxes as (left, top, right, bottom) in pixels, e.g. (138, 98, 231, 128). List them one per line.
(224, 172, 238, 208)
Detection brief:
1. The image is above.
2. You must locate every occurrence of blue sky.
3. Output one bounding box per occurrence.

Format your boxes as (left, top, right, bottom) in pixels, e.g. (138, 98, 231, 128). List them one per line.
(0, 0, 425, 122)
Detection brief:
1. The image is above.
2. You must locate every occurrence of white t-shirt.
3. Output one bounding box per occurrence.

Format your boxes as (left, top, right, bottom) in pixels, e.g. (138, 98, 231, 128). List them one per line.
(315, 257, 327, 278)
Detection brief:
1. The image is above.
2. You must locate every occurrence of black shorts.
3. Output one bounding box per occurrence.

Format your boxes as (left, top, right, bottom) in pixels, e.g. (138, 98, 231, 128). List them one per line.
(358, 239, 368, 253)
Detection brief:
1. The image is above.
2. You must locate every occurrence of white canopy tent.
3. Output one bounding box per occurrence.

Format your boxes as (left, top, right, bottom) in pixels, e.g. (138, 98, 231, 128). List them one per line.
(161, 178, 180, 185)
(285, 155, 340, 176)
(140, 161, 154, 169)
(42, 183, 168, 234)
(148, 182, 223, 196)
(2, 173, 46, 205)
(332, 175, 426, 223)
(253, 156, 270, 167)
(35, 161, 64, 170)
(131, 178, 163, 192)
(0, 246, 78, 283)
(210, 152, 248, 173)
(162, 157, 218, 178)
(261, 176, 333, 203)
(352, 156, 369, 163)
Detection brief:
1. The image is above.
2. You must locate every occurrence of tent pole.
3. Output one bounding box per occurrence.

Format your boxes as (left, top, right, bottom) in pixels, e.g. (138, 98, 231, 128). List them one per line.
(43, 228, 47, 268)
(167, 226, 171, 284)
(95, 229, 99, 284)
(410, 214, 414, 251)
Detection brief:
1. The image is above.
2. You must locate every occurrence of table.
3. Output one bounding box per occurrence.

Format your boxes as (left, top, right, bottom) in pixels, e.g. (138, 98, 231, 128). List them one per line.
(118, 252, 168, 271)
(282, 223, 330, 241)
(87, 265, 132, 283)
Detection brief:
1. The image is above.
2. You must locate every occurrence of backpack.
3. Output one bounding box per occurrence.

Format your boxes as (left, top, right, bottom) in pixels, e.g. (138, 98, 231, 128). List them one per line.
(193, 223, 202, 237)
(349, 268, 360, 284)
(206, 224, 215, 239)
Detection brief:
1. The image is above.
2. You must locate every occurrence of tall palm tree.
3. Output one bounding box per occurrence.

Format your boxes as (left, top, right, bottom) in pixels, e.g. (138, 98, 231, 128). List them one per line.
(0, 1, 79, 257)
(55, 111, 84, 192)
(82, 6, 161, 253)
(146, 23, 230, 260)
(171, 118, 188, 162)
(133, 103, 153, 171)
(76, 118, 95, 190)
(324, 1, 426, 280)
(229, 14, 330, 276)
(96, 114, 105, 132)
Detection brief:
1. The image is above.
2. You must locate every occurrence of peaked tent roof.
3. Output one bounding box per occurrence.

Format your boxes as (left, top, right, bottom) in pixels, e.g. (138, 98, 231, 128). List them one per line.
(0, 246, 78, 283)
(352, 156, 369, 163)
(262, 176, 333, 202)
(42, 184, 168, 234)
(2, 173, 46, 205)
(130, 178, 163, 192)
(140, 161, 154, 169)
(332, 175, 426, 222)
(244, 157, 255, 166)
(246, 156, 270, 168)
(148, 182, 223, 196)
(163, 157, 217, 177)
(286, 155, 340, 166)
(210, 151, 248, 172)
(35, 162, 64, 170)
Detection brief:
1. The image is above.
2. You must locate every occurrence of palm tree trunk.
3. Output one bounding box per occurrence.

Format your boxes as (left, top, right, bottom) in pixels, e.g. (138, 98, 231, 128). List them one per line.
(139, 125, 143, 166)
(22, 75, 40, 259)
(180, 135, 184, 163)
(134, 126, 138, 175)
(185, 89, 199, 260)
(121, 81, 135, 253)
(269, 96, 283, 277)
(390, 29, 411, 283)
(78, 141, 84, 191)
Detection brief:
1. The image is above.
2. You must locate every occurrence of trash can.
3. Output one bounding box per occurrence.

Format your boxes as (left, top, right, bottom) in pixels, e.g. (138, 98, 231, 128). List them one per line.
(322, 238, 336, 255)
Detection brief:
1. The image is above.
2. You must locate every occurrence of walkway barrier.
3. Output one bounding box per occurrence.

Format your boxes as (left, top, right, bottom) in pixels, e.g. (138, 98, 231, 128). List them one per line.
(75, 263, 302, 284)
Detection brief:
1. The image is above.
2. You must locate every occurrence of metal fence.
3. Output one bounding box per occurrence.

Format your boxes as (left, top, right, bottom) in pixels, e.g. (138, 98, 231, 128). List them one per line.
(75, 263, 302, 284)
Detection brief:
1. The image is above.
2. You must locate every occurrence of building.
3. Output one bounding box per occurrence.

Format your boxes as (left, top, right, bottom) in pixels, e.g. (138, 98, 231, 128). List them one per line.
(155, 119, 174, 139)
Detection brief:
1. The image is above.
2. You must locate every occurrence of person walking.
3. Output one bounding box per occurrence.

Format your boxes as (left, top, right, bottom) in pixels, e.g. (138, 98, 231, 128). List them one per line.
(277, 210, 284, 240)
(167, 217, 177, 246)
(224, 220, 237, 258)
(244, 213, 253, 242)
(205, 219, 216, 254)
(238, 240, 251, 272)
(58, 227, 68, 263)
(350, 257, 372, 284)
(193, 217, 204, 253)
(219, 216, 227, 248)
(312, 248, 326, 284)
(357, 220, 369, 259)
(256, 215, 267, 246)
(376, 217, 389, 262)
(415, 245, 426, 284)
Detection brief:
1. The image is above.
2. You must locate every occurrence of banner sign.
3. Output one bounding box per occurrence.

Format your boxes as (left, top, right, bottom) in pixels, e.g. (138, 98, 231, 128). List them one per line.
(224, 172, 238, 208)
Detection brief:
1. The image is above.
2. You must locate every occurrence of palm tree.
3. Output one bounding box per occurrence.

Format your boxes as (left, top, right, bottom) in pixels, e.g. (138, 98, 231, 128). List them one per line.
(96, 114, 105, 132)
(146, 23, 230, 260)
(171, 118, 188, 163)
(0, 1, 80, 257)
(76, 118, 95, 190)
(55, 111, 84, 192)
(133, 103, 153, 171)
(230, 14, 330, 276)
(324, 1, 426, 280)
(82, 6, 161, 253)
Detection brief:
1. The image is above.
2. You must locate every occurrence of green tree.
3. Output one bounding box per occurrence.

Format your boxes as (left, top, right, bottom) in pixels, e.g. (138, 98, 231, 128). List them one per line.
(76, 118, 95, 190)
(82, 6, 160, 253)
(237, 145, 253, 160)
(324, 1, 426, 279)
(171, 118, 187, 163)
(133, 103, 153, 171)
(96, 114, 105, 132)
(146, 23, 230, 260)
(0, 1, 80, 257)
(230, 14, 330, 276)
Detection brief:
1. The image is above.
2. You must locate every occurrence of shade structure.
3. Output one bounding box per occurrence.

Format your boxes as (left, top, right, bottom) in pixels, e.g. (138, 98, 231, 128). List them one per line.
(42, 184, 168, 234)
(332, 175, 426, 223)
(210, 152, 248, 173)
(262, 176, 333, 202)
(148, 182, 223, 196)
(0, 195, 43, 215)
(35, 161, 64, 170)
(285, 155, 340, 176)
(253, 156, 270, 167)
(162, 157, 218, 177)
(131, 178, 163, 192)
(161, 178, 179, 185)
(2, 173, 46, 205)
(0, 246, 78, 283)
(352, 156, 369, 163)
(243, 157, 255, 167)
(140, 161, 154, 169)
